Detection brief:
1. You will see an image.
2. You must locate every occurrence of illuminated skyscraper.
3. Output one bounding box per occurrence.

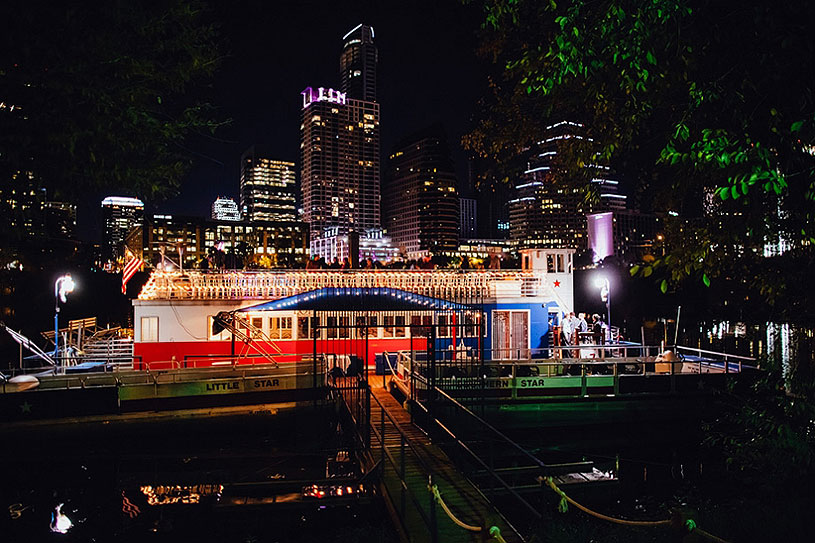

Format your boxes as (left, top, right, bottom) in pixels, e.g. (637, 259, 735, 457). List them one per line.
(509, 121, 626, 250)
(239, 146, 296, 222)
(300, 24, 386, 261)
(300, 87, 380, 250)
(340, 24, 377, 102)
(383, 124, 459, 257)
(211, 197, 241, 221)
(102, 196, 144, 260)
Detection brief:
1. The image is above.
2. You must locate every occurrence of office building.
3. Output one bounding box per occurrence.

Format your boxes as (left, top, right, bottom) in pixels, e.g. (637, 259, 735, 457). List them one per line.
(44, 201, 77, 239)
(340, 24, 377, 102)
(211, 197, 241, 221)
(300, 24, 388, 261)
(239, 147, 296, 222)
(383, 124, 459, 257)
(102, 196, 144, 261)
(509, 121, 626, 250)
(300, 87, 381, 258)
(0, 174, 78, 269)
(460, 198, 477, 239)
(480, 180, 512, 239)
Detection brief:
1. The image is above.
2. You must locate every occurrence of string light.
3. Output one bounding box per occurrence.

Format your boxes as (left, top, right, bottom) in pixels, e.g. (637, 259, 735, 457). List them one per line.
(139, 269, 564, 302)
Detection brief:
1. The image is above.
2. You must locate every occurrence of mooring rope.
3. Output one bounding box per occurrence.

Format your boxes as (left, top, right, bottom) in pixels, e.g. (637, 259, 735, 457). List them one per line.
(542, 476, 731, 542)
(428, 483, 507, 542)
(383, 353, 409, 384)
(429, 483, 481, 532)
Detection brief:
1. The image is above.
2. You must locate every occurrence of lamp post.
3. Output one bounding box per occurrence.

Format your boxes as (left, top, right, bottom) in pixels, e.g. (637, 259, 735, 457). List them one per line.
(54, 274, 75, 371)
(594, 275, 611, 343)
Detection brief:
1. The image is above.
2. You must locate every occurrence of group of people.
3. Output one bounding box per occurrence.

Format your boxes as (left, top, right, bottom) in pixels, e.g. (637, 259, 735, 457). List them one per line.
(302, 253, 513, 271)
(560, 311, 606, 350)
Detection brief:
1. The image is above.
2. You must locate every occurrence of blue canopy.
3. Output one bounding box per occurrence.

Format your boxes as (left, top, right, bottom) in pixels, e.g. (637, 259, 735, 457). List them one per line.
(239, 287, 473, 312)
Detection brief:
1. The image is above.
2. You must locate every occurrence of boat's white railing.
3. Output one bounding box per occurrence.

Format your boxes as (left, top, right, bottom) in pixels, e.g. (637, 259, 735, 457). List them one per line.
(137, 269, 558, 301)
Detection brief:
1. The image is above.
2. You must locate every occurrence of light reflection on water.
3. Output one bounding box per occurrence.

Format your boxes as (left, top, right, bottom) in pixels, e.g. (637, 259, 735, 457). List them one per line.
(0, 412, 396, 542)
(691, 320, 814, 386)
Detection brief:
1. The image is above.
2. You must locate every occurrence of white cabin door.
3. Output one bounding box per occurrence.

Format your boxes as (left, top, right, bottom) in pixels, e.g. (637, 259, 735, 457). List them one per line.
(492, 310, 529, 359)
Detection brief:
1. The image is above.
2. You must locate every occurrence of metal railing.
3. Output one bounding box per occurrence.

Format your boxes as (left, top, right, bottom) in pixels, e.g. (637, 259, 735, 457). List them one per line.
(387, 344, 755, 401)
(138, 268, 558, 301)
(335, 375, 524, 543)
(1, 359, 326, 394)
(674, 345, 755, 373)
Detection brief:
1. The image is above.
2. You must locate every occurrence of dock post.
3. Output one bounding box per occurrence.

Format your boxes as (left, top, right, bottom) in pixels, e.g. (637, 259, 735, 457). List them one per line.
(581, 363, 587, 396)
(613, 362, 619, 395)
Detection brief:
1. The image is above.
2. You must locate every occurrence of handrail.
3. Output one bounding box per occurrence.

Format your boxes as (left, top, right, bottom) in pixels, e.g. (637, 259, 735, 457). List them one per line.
(366, 404, 437, 532)
(1, 362, 325, 393)
(380, 360, 544, 520)
(429, 409, 544, 521)
(429, 377, 547, 470)
(368, 388, 436, 475)
(673, 345, 756, 362)
(363, 382, 536, 538)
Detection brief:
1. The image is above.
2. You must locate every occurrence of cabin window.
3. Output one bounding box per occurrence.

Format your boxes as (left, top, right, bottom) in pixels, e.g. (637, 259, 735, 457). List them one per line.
(208, 315, 231, 341)
(269, 317, 292, 339)
(367, 316, 378, 338)
(251, 317, 264, 339)
(140, 316, 158, 342)
(297, 316, 308, 339)
(413, 315, 426, 336)
(338, 316, 350, 338)
(355, 316, 367, 337)
(438, 315, 450, 338)
(394, 315, 406, 337)
(297, 316, 320, 339)
(464, 313, 475, 337)
(383, 315, 394, 338)
(326, 316, 338, 338)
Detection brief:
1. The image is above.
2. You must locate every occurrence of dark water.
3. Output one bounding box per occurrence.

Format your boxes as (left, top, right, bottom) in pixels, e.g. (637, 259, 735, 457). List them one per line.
(0, 410, 397, 543)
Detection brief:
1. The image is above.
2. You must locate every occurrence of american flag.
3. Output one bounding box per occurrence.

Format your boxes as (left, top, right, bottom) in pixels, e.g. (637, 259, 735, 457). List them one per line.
(122, 254, 144, 294)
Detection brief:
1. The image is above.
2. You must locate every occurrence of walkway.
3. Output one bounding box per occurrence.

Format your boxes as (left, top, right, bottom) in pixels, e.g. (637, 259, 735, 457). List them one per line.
(364, 383, 524, 543)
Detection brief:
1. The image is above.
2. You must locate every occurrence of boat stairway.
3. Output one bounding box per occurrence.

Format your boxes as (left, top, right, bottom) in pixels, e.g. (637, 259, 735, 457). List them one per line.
(80, 337, 134, 365)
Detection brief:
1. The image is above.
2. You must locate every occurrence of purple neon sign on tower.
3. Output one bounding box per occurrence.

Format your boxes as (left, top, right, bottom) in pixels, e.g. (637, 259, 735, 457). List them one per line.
(301, 86, 347, 108)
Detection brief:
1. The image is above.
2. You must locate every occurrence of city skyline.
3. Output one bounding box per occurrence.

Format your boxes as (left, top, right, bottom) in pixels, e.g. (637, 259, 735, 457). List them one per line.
(81, 2, 486, 241)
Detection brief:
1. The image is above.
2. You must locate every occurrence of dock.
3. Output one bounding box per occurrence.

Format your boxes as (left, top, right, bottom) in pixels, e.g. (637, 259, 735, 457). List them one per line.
(349, 381, 524, 542)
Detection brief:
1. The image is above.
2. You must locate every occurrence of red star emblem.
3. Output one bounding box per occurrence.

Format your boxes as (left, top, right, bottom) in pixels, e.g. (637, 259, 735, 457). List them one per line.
(553, 280, 561, 287)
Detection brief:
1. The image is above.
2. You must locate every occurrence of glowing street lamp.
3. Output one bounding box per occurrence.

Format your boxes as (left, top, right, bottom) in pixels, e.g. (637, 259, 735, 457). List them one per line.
(54, 274, 75, 370)
(594, 275, 611, 342)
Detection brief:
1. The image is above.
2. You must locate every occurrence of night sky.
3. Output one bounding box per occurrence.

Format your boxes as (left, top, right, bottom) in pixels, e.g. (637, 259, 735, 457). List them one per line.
(143, 0, 486, 225)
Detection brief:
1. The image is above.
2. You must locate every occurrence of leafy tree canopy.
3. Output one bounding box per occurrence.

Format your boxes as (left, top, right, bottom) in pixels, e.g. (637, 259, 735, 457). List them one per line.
(465, 0, 815, 320)
(0, 0, 226, 202)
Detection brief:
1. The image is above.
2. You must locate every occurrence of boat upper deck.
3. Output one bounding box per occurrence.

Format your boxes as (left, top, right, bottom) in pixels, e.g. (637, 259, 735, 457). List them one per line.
(137, 268, 573, 305)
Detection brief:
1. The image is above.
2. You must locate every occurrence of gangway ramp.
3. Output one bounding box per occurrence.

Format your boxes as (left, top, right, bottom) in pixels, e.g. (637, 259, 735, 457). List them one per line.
(361, 383, 525, 543)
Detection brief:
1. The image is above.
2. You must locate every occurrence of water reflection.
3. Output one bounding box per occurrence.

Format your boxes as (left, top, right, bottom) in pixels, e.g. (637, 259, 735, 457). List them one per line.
(687, 320, 814, 388)
(0, 410, 396, 542)
(49, 503, 72, 534)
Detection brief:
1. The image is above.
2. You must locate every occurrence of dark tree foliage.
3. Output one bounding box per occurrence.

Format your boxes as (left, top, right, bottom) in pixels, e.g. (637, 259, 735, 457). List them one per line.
(0, 0, 225, 202)
(465, 0, 815, 324)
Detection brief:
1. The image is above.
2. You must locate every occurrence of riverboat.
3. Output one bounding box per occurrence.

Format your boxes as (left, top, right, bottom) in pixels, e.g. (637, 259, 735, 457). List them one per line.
(131, 248, 576, 371)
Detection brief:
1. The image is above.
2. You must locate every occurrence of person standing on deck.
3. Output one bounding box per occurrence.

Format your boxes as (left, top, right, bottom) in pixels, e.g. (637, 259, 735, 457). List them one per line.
(561, 312, 578, 354)
(578, 313, 588, 335)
